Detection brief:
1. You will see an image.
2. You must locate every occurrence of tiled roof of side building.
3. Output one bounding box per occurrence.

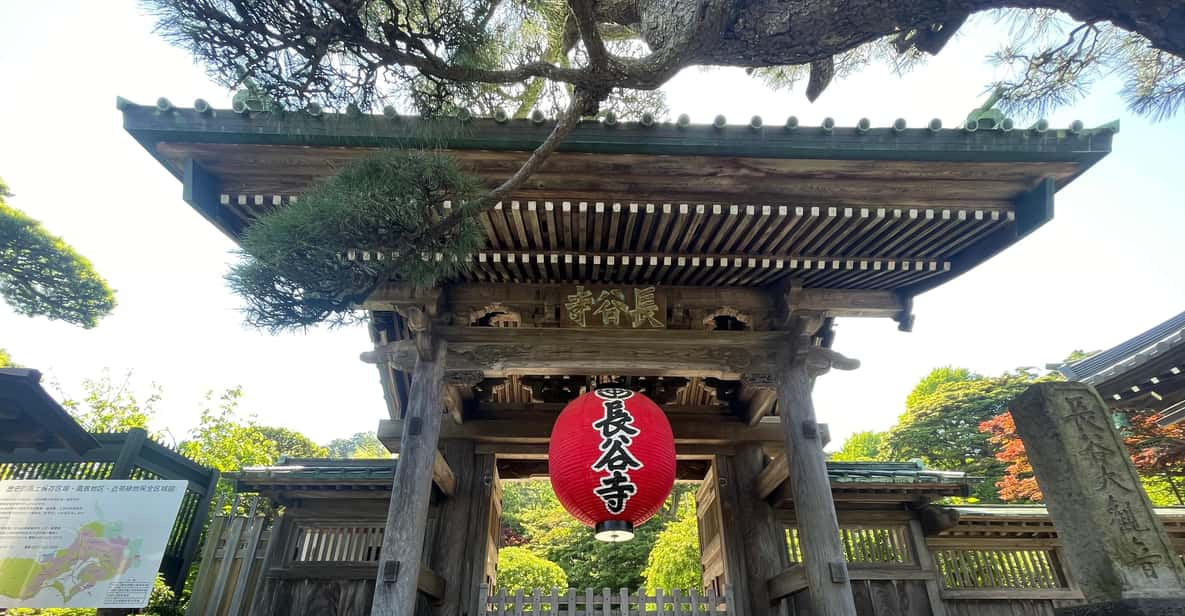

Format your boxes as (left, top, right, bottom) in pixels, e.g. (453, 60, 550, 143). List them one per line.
(1060, 309, 1185, 383)
(229, 458, 970, 487)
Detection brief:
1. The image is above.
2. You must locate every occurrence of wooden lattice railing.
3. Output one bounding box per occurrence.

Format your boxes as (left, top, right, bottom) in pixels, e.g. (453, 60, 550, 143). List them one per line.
(786, 526, 912, 564)
(479, 585, 733, 615)
(933, 547, 1064, 590)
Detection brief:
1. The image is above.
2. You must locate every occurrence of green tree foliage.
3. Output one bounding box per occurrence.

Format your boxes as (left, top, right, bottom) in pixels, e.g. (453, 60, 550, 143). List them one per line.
(258, 425, 329, 458)
(325, 431, 389, 459)
(178, 388, 279, 472)
(642, 499, 701, 591)
(59, 371, 162, 436)
(830, 430, 888, 462)
(883, 368, 1044, 501)
(500, 480, 693, 589)
(148, 1, 1185, 121)
(904, 366, 979, 411)
(0, 347, 16, 368)
(0, 178, 115, 328)
(495, 547, 569, 592)
(226, 151, 485, 331)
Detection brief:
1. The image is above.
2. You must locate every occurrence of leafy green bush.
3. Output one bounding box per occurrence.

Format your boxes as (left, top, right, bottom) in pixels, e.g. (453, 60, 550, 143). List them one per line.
(642, 501, 702, 591)
(226, 150, 484, 331)
(496, 547, 568, 592)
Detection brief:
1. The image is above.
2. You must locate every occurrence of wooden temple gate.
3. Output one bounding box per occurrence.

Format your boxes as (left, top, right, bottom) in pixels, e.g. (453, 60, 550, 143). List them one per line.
(118, 98, 1185, 616)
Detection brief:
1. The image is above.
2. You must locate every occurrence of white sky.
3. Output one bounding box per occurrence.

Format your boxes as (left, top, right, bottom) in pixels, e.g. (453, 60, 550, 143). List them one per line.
(1, 1, 1183, 449)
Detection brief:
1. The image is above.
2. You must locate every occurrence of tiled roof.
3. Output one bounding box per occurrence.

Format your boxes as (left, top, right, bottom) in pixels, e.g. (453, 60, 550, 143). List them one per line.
(229, 458, 967, 488)
(1059, 309, 1185, 385)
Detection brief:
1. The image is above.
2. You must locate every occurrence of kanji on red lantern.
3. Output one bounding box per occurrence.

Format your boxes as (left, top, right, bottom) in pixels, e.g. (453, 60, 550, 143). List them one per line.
(548, 385, 676, 542)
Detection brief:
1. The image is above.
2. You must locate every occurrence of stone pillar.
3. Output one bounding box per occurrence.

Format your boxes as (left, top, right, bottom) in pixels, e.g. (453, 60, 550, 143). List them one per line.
(1011, 382, 1185, 615)
(372, 339, 447, 616)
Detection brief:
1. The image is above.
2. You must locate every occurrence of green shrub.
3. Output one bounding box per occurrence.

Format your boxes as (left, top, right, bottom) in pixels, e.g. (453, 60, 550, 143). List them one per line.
(496, 546, 569, 592)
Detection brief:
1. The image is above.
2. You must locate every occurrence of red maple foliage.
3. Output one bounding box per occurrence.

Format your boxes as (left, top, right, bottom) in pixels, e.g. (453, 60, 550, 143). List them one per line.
(980, 409, 1185, 503)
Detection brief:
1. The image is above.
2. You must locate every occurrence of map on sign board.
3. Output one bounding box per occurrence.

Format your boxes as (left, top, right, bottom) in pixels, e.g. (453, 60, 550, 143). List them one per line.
(0, 480, 186, 609)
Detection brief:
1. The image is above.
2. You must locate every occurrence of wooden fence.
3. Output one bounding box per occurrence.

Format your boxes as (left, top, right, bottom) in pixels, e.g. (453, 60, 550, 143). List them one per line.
(479, 585, 733, 615)
(187, 495, 272, 616)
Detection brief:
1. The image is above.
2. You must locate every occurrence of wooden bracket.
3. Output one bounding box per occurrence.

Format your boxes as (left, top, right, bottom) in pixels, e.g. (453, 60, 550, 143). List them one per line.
(828, 562, 850, 583)
(399, 304, 435, 361)
(802, 346, 860, 377)
(894, 293, 915, 333)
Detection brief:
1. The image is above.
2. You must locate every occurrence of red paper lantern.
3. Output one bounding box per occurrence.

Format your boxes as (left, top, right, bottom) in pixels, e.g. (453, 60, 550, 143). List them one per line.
(548, 385, 676, 542)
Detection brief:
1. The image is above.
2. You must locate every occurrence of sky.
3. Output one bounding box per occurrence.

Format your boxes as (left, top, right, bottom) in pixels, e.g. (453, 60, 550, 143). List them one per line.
(1, 1, 1183, 449)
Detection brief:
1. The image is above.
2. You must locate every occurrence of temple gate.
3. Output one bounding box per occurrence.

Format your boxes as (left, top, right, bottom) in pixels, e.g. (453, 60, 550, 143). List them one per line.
(115, 98, 1185, 616)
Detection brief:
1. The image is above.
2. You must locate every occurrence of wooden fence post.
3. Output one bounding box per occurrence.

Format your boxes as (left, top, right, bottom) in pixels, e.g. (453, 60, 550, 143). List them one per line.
(175, 469, 220, 596)
(109, 427, 147, 480)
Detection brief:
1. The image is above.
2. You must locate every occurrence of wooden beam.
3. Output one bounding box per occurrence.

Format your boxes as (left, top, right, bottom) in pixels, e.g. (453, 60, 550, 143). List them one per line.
(791, 288, 905, 319)
(363, 327, 781, 380)
(776, 350, 857, 616)
(442, 385, 465, 424)
(377, 414, 786, 450)
(372, 340, 447, 616)
(768, 565, 809, 600)
(417, 564, 445, 603)
(477, 442, 735, 458)
(1014, 176, 1055, 239)
(742, 386, 778, 426)
(493, 457, 710, 480)
(757, 452, 789, 501)
(182, 158, 241, 239)
(433, 451, 456, 497)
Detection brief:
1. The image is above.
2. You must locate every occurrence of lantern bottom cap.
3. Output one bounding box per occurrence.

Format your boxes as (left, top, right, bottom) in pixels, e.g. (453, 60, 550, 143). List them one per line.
(595, 520, 635, 542)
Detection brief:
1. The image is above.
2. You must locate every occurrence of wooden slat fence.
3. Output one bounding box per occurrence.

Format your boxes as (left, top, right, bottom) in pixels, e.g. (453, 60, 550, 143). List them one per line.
(187, 495, 271, 616)
(290, 524, 386, 563)
(933, 548, 1063, 590)
(786, 526, 912, 564)
(480, 585, 733, 615)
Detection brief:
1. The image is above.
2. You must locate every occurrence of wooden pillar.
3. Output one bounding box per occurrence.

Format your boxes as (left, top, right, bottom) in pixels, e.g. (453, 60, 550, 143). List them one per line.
(734, 444, 792, 616)
(713, 455, 754, 616)
(430, 440, 478, 616)
(460, 453, 499, 615)
(372, 339, 447, 616)
(777, 350, 856, 616)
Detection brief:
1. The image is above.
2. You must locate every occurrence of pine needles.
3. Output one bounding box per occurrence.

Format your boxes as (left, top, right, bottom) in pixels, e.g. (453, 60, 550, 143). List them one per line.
(227, 150, 485, 332)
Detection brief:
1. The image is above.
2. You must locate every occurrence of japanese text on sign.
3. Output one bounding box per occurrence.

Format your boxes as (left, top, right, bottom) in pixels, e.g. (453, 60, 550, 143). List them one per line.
(563, 285, 665, 329)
